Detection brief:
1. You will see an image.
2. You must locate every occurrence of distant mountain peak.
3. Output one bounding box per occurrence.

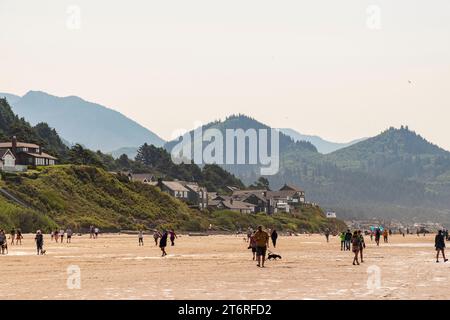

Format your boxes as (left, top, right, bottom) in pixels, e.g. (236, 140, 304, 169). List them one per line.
(5, 90, 165, 151)
(280, 128, 365, 154)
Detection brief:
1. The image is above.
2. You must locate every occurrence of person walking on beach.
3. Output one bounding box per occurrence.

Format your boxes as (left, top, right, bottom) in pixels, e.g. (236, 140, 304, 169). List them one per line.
(383, 229, 389, 243)
(89, 225, 94, 238)
(138, 230, 144, 246)
(169, 229, 177, 246)
(249, 232, 257, 260)
(325, 229, 330, 243)
(358, 230, 366, 263)
(370, 231, 373, 242)
(60, 229, 65, 243)
(9, 228, 15, 246)
(159, 230, 168, 257)
(66, 228, 73, 243)
(435, 230, 448, 263)
(16, 229, 23, 245)
(271, 229, 278, 248)
(0, 230, 7, 255)
(94, 227, 99, 238)
(345, 230, 352, 251)
(54, 229, 59, 243)
(254, 226, 270, 268)
(35, 230, 44, 255)
(375, 228, 381, 246)
(153, 230, 160, 246)
(351, 231, 361, 265)
(340, 232, 346, 251)
(247, 227, 253, 242)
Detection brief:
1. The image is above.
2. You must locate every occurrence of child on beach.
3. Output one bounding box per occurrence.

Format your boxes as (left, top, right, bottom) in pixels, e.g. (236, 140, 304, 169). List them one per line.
(138, 230, 144, 246)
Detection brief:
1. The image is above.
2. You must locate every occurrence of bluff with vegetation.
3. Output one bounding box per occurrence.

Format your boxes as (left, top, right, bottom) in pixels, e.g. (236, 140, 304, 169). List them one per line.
(0, 100, 342, 233)
(0, 165, 344, 233)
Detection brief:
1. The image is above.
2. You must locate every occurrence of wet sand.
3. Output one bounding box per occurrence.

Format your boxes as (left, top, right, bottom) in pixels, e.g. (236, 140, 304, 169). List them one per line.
(0, 233, 448, 300)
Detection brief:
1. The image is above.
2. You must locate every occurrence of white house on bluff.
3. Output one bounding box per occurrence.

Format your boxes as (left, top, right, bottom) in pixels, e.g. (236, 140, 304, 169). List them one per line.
(0, 136, 57, 171)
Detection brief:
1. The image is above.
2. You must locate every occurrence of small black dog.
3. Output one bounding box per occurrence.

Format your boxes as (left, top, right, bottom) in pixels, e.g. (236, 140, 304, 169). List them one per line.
(267, 252, 282, 260)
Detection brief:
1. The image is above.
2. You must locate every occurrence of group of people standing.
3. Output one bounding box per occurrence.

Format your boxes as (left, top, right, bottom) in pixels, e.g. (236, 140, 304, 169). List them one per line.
(138, 229, 178, 257)
(89, 226, 100, 239)
(51, 228, 74, 243)
(0, 228, 24, 255)
(339, 230, 366, 265)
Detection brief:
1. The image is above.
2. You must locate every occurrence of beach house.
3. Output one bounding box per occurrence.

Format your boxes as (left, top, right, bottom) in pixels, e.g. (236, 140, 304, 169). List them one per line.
(0, 136, 57, 170)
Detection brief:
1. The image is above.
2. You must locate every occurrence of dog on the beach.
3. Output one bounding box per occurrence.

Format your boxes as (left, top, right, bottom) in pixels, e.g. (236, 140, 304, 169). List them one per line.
(267, 251, 282, 260)
(41, 249, 46, 255)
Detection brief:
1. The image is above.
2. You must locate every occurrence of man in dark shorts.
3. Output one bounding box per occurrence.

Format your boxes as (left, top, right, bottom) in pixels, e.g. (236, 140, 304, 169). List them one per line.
(35, 230, 44, 255)
(66, 228, 73, 243)
(253, 226, 269, 268)
(159, 230, 168, 257)
(435, 230, 448, 263)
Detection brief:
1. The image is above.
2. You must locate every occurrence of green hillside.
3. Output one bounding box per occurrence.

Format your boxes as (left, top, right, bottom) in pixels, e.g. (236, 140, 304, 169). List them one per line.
(0, 165, 342, 233)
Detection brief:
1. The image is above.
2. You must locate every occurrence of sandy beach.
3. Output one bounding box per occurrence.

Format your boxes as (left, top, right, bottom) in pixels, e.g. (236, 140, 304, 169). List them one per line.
(0, 233, 448, 300)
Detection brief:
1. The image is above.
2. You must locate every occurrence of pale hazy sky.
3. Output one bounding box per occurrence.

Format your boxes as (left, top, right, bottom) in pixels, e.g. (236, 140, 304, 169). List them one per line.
(1, 0, 449, 148)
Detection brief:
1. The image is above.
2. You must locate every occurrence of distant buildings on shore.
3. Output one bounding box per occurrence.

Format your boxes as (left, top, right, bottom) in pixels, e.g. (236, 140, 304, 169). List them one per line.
(125, 172, 311, 214)
(346, 218, 445, 233)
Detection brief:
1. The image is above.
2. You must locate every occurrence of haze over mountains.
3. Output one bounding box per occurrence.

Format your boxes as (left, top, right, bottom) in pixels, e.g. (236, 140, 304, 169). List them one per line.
(2, 90, 450, 224)
(280, 128, 366, 154)
(0, 91, 365, 156)
(0, 91, 165, 152)
(165, 115, 450, 225)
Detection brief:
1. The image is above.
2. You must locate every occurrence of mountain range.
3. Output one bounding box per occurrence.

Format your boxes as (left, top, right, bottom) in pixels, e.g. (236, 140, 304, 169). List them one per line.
(164, 115, 450, 225)
(2, 90, 450, 225)
(0, 91, 165, 152)
(0, 91, 363, 156)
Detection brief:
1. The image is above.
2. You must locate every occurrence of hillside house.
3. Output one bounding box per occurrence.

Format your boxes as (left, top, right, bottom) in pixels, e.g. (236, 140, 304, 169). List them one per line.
(0, 136, 57, 168)
(157, 180, 189, 200)
(229, 183, 306, 214)
(216, 199, 255, 214)
(184, 183, 208, 209)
